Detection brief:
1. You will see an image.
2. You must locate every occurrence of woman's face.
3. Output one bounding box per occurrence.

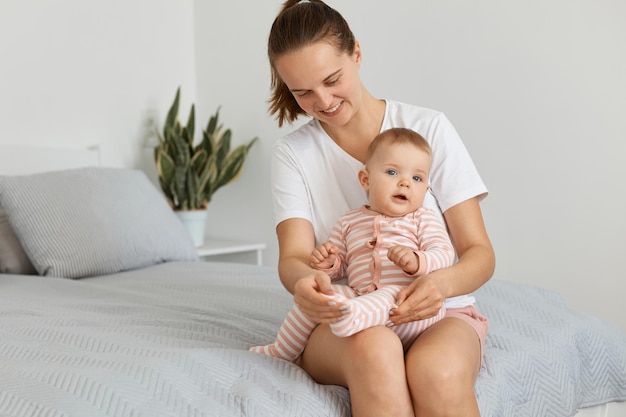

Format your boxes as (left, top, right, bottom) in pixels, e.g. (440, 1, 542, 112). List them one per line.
(274, 41, 363, 128)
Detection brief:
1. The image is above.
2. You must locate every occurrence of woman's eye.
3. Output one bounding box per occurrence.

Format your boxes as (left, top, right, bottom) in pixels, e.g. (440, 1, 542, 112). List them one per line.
(296, 91, 309, 98)
(412, 176, 422, 182)
(386, 170, 397, 176)
(326, 78, 339, 86)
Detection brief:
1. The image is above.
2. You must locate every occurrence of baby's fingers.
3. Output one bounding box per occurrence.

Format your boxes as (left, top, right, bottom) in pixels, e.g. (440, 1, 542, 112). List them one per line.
(311, 249, 326, 263)
(321, 242, 339, 256)
(388, 246, 408, 263)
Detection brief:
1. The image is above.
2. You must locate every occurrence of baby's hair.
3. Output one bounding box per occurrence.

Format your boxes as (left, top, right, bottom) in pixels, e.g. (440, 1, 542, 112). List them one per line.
(366, 128, 432, 164)
(268, 0, 356, 127)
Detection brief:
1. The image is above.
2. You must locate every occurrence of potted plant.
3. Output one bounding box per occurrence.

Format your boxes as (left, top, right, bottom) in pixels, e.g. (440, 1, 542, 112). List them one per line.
(154, 87, 258, 246)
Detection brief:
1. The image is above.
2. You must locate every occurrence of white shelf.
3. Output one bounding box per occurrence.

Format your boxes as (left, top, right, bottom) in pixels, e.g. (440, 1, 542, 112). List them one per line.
(196, 239, 266, 266)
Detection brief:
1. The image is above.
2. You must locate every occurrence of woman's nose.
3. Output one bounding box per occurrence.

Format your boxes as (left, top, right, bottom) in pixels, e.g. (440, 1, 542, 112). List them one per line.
(315, 90, 333, 110)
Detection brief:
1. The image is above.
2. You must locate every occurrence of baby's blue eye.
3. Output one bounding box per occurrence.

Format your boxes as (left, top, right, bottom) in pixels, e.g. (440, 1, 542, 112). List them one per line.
(412, 176, 422, 182)
(386, 170, 397, 176)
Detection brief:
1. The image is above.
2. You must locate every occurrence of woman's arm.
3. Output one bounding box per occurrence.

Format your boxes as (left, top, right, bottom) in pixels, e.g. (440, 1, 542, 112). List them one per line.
(276, 218, 347, 322)
(436, 196, 495, 297)
(391, 197, 495, 323)
(276, 218, 317, 293)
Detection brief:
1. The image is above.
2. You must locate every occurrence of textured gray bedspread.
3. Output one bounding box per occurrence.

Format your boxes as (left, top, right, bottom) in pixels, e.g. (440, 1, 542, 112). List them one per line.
(0, 262, 625, 417)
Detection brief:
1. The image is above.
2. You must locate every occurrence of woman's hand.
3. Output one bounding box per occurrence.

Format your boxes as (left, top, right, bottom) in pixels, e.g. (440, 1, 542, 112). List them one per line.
(276, 218, 348, 323)
(389, 272, 446, 325)
(293, 270, 346, 323)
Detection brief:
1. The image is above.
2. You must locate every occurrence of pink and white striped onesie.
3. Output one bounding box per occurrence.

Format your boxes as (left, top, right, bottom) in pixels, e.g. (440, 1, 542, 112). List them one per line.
(250, 205, 454, 362)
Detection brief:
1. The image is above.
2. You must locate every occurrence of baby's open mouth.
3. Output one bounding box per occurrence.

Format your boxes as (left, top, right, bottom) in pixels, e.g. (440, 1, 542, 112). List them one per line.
(393, 194, 408, 201)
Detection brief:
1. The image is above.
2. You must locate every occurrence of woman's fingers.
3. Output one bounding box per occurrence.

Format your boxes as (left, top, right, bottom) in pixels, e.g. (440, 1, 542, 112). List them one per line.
(390, 276, 445, 324)
(293, 272, 347, 322)
(296, 295, 347, 322)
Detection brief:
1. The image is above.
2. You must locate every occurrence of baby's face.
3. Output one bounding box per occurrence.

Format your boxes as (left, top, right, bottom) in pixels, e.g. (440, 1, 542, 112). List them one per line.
(360, 142, 431, 217)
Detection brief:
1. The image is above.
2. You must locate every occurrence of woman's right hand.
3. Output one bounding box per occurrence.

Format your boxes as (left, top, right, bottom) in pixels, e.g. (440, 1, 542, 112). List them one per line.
(276, 219, 347, 323)
(293, 270, 346, 323)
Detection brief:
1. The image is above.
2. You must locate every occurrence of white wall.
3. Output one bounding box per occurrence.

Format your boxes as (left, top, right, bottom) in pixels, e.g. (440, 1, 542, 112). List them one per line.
(192, 2, 285, 266)
(0, 0, 197, 170)
(193, 1, 626, 332)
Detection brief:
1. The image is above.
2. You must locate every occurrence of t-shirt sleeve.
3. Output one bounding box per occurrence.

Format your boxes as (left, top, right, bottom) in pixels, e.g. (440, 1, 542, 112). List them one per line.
(427, 113, 488, 212)
(271, 140, 313, 227)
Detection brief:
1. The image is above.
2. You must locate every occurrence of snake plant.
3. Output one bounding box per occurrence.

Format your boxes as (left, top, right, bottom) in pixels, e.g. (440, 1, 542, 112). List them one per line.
(154, 88, 258, 210)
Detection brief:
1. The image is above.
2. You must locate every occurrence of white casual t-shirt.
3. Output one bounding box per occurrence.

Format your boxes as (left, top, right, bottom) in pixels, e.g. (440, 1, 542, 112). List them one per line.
(271, 100, 488, 308)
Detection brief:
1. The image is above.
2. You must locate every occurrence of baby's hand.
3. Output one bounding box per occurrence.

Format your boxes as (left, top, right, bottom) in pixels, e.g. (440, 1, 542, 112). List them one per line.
(311, 241, 339, 270)
(387, 245, 419, 275)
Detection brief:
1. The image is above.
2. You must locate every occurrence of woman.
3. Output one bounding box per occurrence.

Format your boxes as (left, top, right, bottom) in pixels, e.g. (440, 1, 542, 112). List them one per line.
(267, 1, 495, 416)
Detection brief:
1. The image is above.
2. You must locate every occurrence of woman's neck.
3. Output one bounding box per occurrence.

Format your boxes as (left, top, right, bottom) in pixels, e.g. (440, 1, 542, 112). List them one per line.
(321, 91, 386, 163)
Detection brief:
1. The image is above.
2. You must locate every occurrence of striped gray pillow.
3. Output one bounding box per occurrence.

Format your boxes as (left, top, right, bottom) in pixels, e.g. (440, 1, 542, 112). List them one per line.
(0, 208, 37, 274)
(0, 168, 198, 278)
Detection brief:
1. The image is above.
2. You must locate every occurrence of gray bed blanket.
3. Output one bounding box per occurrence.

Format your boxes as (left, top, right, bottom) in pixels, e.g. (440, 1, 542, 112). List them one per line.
(0, 262, 624, 417)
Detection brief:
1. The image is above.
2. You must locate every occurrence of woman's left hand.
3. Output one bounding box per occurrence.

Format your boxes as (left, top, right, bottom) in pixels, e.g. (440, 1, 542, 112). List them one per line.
(389, 272, 445, 325)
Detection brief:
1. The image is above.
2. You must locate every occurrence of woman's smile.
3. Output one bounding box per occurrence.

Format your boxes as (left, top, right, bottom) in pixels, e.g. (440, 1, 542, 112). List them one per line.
(321, 101, 342, 115)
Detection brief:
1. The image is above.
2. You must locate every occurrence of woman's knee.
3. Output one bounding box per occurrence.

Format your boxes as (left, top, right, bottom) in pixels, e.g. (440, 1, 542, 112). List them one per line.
(349, 326, 403, 356)
(345, 326, 406, 376)
(406, 348, 470, 388)
(301, 324, 405, 386)
(345, 328, 415, 417)
(404, 320, 481, 400)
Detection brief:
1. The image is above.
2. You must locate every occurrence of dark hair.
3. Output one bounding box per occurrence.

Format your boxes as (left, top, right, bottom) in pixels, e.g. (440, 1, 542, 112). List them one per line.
(268, 0, 356, 127)
(366, 128, 432, 165)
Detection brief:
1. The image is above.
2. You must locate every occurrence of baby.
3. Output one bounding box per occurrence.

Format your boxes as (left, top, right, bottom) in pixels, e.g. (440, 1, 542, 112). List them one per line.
(251, 127, 454, 361)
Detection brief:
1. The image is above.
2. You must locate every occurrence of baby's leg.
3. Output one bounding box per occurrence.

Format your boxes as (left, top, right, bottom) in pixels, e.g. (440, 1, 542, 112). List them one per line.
(391, 304, 447, 348)
(326, 284, 447, 345)
(249, 283, 357, 361)
(329, 285, 405, 337)
(249, 303, 317, 362)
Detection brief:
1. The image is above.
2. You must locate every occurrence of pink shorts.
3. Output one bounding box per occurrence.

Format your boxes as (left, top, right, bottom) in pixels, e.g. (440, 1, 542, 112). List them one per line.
(445, 305, 488, 362)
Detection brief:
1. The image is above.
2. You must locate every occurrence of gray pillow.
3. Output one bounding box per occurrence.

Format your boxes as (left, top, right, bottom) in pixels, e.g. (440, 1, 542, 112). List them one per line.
(0, 208, 37, 275)
(0, 167, 198, 278)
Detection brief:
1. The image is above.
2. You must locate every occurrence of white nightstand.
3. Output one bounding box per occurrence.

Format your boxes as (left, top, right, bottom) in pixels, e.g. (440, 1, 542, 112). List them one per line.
(196, 239, 267, 266)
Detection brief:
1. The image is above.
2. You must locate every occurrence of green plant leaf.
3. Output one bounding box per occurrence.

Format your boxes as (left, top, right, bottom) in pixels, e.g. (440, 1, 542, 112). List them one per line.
(186, 104, 195, 144)
(172, 164, 188, 208)
(185, 168, 201, 209)
(206, 106, 220, 135)
(200, 129, 214, 159)
(246, 137, 259, 151)
(196, 154, 213, 199)
(215, 129, 231, 170)
(214, 145, 246, 191)
(155, 148, 176, 206)
(191, 148, 207, 172)
(164, 87, 180, 137)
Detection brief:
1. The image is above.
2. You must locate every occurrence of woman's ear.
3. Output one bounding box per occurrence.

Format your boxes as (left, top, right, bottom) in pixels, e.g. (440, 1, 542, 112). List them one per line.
(353, 41, 362, 66)
(358, 168, 370, 190)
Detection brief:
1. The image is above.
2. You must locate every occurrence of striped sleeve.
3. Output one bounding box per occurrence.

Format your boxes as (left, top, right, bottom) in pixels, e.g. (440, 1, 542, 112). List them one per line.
(413, 208, 455, 275)
(315, 218, 349, 282)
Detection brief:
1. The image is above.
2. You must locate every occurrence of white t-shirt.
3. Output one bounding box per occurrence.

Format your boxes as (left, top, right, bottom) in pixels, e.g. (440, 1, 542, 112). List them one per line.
(271, 100, 488, 308)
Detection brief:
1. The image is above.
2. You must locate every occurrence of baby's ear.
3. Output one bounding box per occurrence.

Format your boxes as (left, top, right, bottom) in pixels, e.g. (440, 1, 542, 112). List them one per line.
(358, 169, 370, 190)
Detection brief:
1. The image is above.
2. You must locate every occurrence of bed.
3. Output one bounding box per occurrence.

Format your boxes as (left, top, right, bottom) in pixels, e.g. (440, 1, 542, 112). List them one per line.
(0, 145, 625, 417)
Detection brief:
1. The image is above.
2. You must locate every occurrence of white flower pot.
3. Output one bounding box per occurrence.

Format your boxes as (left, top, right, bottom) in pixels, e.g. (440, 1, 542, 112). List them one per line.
(174, 209, 208, 247)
